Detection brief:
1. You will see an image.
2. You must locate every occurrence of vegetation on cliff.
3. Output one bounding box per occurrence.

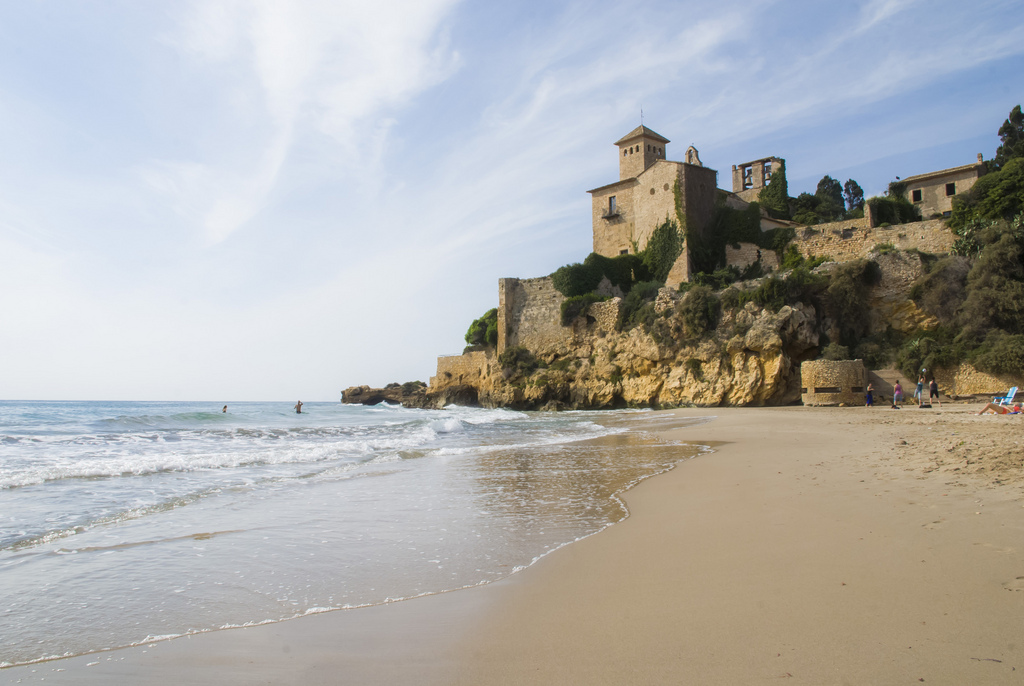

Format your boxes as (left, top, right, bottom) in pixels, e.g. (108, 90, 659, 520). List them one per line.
(464, 308, 498, 349)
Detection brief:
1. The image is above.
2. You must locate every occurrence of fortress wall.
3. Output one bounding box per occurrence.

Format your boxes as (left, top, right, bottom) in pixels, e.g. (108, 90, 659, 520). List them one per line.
(800, 359, 866, 406)
(498, 276, 572, 354)
(725, 242, 780, 272)
(794, 219, 952, 262)
(432, 350, 491, 390)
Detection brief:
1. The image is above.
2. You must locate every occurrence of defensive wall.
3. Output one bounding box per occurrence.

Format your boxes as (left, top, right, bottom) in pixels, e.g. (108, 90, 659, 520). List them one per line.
(497, 276, 571, 354)
(431, 350, 491, 390)
(800, 359, 866, 406)
(725, 218, 954, 273)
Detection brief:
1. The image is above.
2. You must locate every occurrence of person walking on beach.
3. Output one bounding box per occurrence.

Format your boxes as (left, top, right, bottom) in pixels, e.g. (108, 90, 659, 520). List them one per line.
(294, 400, 303, 414)
(865, 383, 874, 407)
(929, 378, 942, 408)
(916, 375, 925, 407)
(892, 380, 903, 409)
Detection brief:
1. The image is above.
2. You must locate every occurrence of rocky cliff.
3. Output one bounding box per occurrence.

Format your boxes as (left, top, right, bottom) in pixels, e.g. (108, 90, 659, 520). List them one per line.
(422, 250, 939, 410)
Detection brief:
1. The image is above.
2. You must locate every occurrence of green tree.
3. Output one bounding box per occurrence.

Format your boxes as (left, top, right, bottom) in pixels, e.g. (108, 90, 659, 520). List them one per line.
(843, 179, 864, 212)
(994, 104, 1024, 170)
(758, 159, 789, 219)
(815, 175, 845, 221)
(464, 308, 498, 347)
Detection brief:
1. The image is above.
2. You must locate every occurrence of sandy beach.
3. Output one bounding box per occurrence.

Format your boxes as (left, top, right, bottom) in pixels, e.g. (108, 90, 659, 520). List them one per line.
(4, 404, 1023, 685)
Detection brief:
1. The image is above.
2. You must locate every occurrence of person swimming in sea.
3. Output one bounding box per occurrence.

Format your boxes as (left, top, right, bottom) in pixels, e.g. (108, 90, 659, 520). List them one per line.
(294, 401, 303, 414)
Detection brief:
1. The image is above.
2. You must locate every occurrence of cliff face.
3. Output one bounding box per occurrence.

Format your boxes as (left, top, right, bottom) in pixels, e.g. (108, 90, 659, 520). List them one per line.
(426, 250, 939, 411)
(432, 298, 819, 410)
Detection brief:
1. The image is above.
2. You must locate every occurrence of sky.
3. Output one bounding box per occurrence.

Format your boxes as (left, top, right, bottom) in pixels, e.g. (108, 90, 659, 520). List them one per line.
(0, 0, 1022, 401)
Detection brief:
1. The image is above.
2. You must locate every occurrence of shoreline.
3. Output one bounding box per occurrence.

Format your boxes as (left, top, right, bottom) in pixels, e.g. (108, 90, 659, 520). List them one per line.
(4, 405, 1024, 684)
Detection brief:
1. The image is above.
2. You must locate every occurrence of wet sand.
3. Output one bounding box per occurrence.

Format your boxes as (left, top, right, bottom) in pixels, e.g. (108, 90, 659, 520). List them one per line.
(4, 405, 1024, 684)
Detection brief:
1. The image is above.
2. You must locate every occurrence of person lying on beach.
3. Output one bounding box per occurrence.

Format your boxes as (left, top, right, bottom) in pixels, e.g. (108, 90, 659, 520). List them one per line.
(976, 402, 1022, 415)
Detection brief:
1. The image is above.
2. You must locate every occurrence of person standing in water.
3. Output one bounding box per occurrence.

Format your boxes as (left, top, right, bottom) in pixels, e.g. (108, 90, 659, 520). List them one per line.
(294, 401, 303, 414)
(222, 405, 227, 413)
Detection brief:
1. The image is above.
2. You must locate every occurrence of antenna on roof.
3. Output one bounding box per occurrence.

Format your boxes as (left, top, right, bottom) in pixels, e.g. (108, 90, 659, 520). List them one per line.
(640, 106, 644, 126)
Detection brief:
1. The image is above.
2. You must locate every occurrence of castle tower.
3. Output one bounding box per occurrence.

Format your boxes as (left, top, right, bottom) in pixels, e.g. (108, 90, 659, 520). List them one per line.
(615, 125, 670, 181)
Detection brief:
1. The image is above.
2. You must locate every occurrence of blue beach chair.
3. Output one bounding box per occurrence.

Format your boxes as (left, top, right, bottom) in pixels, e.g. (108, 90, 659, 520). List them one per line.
(994, 386, 1018, 406)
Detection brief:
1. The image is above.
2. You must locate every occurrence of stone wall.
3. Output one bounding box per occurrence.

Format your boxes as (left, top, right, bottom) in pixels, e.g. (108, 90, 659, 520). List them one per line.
(590, 180, 637, 257)
(800, 359, 866, 406)
(432, 350, 490, 390)
(588, 298, 622, 333)
(932, 363, 1024, 398)
(497, 276, 572, 354)
(725, 242, 780, 272)
(794, 219, 952, 262)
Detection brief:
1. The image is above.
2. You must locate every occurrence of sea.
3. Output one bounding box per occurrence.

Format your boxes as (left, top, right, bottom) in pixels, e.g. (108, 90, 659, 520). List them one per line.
(0, 400, 704, 669)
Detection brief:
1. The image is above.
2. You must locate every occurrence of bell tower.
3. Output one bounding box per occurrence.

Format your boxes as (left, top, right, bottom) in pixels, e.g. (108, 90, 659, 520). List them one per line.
(615, 125, 670, 181)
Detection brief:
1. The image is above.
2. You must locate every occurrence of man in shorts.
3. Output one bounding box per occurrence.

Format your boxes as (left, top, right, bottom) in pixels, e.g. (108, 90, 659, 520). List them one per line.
(929, 378, 941, 408)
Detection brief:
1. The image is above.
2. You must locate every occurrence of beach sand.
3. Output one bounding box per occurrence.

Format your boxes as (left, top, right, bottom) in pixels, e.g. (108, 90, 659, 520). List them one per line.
(4, 405, 1023, 685)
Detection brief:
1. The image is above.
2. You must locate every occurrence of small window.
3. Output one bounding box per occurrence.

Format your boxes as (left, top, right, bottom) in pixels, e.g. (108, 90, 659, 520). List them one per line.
(608, 196, 616, 213)
(945, 182, 956, 196)
(619, 249, 629, 255)
(646, 144, 650, 151)
(911, 189, 922, 203)
(623, 149, 627, 157)
(650, 188, 656, 195)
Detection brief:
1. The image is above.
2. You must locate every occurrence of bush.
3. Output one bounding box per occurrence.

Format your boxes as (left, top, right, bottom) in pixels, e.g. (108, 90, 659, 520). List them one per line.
(551, 262, 603, 297)
(464, 308, 499, 347)
(867, 195, 921, 226)
(678, 285, 720, 338)
(821, 342, 849, 360)
(824, 259, 881, 345)
(969, 330, 1024, 375)
(498, 347, 539, 375)
(560, 293, 609, 325)
(909, 256, 971, 324)
(619, 280, 663, 330)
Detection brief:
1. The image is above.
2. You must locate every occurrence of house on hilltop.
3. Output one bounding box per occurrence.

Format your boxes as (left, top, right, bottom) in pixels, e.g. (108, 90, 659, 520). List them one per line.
(902, 154, 986, 218)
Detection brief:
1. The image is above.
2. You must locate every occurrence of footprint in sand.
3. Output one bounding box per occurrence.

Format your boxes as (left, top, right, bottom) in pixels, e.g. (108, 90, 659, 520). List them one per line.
(1002, 577, 1024, 592)
(922, 520, 944, 529)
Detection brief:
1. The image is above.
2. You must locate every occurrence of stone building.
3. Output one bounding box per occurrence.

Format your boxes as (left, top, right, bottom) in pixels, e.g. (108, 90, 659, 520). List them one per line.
(800, 359, 866, 406)
(731, 156, 784, 203)
(587, 125, 718, 284)
(902, 155, 986, 218)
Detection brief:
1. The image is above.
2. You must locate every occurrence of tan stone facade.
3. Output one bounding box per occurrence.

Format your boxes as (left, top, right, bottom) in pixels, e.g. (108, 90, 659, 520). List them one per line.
(589, 126, 717, 266)
(800, 359, 867, 406)
(902, 156, 986, 218)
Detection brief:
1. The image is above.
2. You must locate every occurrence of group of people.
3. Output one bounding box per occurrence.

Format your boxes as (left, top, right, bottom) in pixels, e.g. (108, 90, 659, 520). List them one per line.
(866, 374, 941, 408)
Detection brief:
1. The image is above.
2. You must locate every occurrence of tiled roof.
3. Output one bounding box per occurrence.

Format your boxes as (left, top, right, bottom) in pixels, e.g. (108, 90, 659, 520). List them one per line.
(614, 125, 670, 146)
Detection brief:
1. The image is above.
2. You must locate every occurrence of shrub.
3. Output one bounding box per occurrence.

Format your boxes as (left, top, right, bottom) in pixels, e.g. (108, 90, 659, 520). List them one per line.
(968, 330, 1024, 375)
(464, 308, 499, 347)
(824, 259, 881, 346)
(909, 256, 971, 324)
(498, 347, 539, 375)
(560, 293, 609, 326)
(821, 342, 850, 360)
(867, 195, 921, 226)
(551, 262, 602, 297)
(583, 252, 651, 290)
(678, 285, 720, 338)
(619, 280, 663, 330)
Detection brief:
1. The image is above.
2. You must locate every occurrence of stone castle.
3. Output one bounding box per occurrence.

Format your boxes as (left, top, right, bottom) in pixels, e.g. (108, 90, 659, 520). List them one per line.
(421, 124, 999, 406)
